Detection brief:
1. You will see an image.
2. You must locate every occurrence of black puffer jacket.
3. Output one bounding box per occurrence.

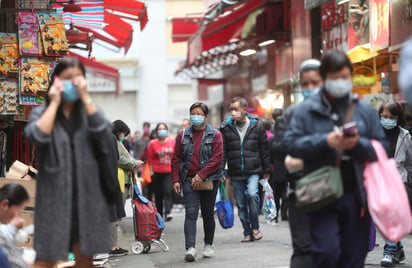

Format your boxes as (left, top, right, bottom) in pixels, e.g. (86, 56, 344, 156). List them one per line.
(219, 114, 271, 177)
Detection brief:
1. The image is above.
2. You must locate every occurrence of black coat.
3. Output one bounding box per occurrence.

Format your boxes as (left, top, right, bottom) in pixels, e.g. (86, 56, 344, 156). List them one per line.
(219, 114, 271, 177)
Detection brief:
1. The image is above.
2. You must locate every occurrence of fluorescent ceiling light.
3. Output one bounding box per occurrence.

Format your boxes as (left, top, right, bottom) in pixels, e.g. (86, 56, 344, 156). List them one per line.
(258, 39, 275, 47)
(336, 0, 350, 5)
(239, 49, 256, 56)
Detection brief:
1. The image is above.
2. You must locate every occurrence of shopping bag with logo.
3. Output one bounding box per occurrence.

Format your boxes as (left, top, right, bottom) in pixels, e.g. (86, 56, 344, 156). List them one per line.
(216, 181, 234, 229)
(364, 140, 412, 242)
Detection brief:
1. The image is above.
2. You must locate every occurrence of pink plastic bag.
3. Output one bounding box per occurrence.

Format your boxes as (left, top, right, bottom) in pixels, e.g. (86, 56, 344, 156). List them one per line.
(364, 140, 412, 242)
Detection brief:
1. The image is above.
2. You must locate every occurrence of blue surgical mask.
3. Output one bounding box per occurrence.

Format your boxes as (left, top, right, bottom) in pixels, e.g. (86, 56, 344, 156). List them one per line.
(119, 135, 125, 142)
(157, 130, 168, 138)
(190, 115, 205, 126)
(301, 87, 320, 99)
(380, 118, 398, 130)
(62, 80, 79, 102)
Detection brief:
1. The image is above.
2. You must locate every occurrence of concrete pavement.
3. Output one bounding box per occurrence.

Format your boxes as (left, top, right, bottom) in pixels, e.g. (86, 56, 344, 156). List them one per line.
(104, 208, 412, 268)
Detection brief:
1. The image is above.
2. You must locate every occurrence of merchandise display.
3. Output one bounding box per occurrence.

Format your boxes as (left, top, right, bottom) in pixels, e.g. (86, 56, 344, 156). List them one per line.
(0, 79, 18, 114)
(38, 14, 69, 56)
(0, 33, 19, 76)
(18, 12, 40, 56)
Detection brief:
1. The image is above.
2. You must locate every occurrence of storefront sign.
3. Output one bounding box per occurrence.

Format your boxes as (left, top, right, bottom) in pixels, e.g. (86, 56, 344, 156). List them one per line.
(390, 0, 412, 50)
(370, 0, 389, 49)
(87, 74, 117, 92)
(321, 2, 349, 51)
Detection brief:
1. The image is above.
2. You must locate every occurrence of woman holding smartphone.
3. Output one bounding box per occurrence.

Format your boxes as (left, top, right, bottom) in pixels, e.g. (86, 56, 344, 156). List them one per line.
(25, 57, 114, 268)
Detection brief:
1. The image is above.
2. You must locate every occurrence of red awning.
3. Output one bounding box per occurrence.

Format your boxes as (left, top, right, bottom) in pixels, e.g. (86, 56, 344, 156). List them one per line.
(188, 0, 268, 64)
(172, 17, 202, 43)
(104, 0, 148, 30)
(69, 52, 121, 96)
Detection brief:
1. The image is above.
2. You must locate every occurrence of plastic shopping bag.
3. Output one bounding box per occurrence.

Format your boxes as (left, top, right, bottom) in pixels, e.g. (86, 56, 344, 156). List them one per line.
(364, 140, 412, 242)
(141, 163, 152, 187)
(259, 179, 277, 224)
(216, 181, 234, 229)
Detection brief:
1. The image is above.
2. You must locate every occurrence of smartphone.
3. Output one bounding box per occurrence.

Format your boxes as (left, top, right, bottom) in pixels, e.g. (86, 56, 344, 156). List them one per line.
(343, 121, 357, 136)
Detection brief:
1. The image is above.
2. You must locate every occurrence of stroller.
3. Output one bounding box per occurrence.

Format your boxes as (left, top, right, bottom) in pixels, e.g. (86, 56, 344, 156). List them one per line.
(130, 183, 169, 255)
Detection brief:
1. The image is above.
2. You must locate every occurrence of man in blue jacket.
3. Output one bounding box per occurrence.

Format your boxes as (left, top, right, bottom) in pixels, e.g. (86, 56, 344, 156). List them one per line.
(284, 50, 386, 268)
(220, 97, 271, 243)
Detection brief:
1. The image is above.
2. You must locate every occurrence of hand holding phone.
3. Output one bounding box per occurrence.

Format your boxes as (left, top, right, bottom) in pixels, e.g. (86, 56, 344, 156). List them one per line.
(343, 121, 357, 137)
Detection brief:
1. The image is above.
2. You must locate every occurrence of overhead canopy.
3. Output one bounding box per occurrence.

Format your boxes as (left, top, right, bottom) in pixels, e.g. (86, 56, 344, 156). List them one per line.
(172, 17, 202, 43)
(69, 52, 120, 96)
(56, 0, 147, 53)
(347, 45, 378, 64)
(188, 0, 268, 64)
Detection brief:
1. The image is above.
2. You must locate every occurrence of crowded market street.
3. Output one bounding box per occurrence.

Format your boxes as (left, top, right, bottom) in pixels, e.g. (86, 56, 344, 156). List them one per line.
(106, 209, 412, 268)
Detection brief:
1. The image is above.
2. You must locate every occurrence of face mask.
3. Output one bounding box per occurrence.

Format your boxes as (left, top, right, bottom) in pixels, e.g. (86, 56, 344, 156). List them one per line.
(380, 118, 398, 130)
(301, 87, 320, 99)
(324, 79, 352, 98)
(190, 115, 205, 126)
(157, 130, 168, 138)
(119, 135, 125, 142)
(232, 111, 243, 121)
(62, 80, 79, 102)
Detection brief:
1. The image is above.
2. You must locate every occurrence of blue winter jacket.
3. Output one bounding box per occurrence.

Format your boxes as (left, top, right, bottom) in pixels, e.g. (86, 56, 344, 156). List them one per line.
(283, 90, 387, 207)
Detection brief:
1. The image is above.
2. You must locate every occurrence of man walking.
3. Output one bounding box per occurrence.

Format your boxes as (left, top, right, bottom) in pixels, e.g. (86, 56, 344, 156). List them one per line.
(220, 97, 271, 242)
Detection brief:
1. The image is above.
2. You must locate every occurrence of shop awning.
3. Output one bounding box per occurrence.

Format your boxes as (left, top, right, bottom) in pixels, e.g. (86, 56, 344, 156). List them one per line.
(69, 52, 121, 96)
(347, 45, 378, 64)
(57, 0, 147, 53)
(172, 17, 202, 43)
(304, 0, 328, 10)
(188, 0, 268, 64)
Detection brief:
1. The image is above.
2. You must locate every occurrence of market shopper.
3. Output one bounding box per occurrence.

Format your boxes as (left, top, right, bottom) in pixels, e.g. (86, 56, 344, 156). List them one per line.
(378, 101, 411, 267)
(284, 50, 386, 268)
(111, 120, 142, 257)
(0, 183, 30, 268)
(147, 123, 175, 221)
(271, 59, 323, 267)
(219, 97, 271, 242)
(172, 102, 223, 262)
(25, 57, 115, 268)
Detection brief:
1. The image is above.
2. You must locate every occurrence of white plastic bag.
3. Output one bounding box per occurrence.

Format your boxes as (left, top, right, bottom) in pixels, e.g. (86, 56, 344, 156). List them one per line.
(259, 179, 277, 223)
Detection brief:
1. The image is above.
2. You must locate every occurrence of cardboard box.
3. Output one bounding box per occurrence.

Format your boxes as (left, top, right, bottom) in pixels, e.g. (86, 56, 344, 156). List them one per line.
(0, 177, 36, 208)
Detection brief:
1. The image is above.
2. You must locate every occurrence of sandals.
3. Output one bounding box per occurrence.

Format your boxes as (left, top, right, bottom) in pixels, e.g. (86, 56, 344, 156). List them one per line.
(241, 235, 253, 243)
(252, 230, 263, 241)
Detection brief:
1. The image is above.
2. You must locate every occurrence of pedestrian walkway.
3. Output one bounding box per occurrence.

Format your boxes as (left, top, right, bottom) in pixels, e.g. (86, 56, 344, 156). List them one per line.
(104, 209, 412, 268)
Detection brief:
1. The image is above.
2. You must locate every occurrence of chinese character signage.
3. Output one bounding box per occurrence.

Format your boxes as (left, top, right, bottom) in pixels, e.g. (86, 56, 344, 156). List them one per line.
(370, 0, 389, 49)
(321, 1, 349, 51)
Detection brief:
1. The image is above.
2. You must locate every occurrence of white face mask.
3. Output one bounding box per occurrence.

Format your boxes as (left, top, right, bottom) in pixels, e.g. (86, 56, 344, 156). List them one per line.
(324, 79, 353, 98)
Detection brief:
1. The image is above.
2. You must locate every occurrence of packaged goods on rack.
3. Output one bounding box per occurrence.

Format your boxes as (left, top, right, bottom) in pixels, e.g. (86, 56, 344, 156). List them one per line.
(0, 78, 18, 114)
(0, 33, 19, 76)
(18, 12, 40, 56)
(38, 14, 69, 56)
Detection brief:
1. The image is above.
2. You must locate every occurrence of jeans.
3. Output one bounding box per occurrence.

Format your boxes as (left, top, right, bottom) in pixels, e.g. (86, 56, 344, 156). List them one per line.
(151, 173, 173, 217)
(383, 241, 403, 256)
(231, 174, 260, 236)
(288, 193, 312, 268)
(182, 179, 218, 249)
(309, 191, 370, 268)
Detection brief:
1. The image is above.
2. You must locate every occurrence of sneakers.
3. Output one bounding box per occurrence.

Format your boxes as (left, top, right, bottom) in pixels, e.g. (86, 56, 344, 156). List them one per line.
(393, 248, 406, 264)
(381, 254, 394, 267)
(93, 253, 109, 260)
(165, 214, 173, 222)
(184, 247, 197, 262)
(202, 244, 214, 258)
(109, 247, 128, 257)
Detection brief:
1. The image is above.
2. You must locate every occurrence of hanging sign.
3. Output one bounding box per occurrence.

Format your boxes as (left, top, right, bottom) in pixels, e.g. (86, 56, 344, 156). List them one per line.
(370, 0, 389, 50)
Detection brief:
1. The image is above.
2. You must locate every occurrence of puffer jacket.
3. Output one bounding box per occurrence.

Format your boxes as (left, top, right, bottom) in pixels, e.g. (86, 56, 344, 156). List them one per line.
(395, 127, 412, 182)
(284, 89, 387, 207)
(219, 114, 271, 177)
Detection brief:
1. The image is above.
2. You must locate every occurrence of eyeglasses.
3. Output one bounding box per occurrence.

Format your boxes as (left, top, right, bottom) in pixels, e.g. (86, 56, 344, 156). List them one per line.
(381, 114, 398, 120)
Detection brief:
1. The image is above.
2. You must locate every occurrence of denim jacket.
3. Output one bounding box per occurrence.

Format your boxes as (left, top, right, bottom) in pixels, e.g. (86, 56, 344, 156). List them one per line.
(179, 124, 222, 181)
